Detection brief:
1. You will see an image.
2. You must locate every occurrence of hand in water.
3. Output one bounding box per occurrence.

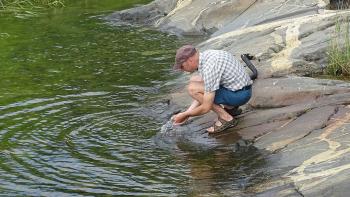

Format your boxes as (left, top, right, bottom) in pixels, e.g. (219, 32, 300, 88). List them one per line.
(172, 112, 189, 126)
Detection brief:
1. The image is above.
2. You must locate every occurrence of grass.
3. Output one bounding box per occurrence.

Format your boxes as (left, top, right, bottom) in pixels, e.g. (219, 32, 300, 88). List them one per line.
(329, 0, 350, 10)
(0, 0, 65, 17)
(327, 16, 350, 77)
(0, 0, 64, 11)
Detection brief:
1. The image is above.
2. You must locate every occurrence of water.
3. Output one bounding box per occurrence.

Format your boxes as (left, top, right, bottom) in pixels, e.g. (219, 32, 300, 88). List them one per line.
(0, 1, 268, 196)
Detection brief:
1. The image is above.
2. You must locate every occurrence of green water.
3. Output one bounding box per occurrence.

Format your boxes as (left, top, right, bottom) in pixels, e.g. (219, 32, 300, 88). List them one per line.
(0, 1, 267, 196)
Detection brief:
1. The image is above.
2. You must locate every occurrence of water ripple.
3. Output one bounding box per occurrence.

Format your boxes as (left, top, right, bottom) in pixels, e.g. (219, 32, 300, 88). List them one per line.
(0, 89, 192, 195)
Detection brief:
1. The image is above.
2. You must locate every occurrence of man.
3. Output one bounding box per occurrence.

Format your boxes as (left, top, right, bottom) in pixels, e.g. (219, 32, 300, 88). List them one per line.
(172, 45, 253, 134)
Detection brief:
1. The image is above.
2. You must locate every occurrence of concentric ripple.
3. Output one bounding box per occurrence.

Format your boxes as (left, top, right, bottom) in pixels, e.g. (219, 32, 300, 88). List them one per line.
(0, 90, 190, 196)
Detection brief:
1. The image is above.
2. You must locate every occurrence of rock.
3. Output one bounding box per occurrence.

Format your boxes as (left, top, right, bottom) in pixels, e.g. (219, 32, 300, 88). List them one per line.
(250, 76, 350, 108)
(156, 0, 259, 36)
(105, 0, 178, 26)
(211, 0, 319, 37)
(254, 106, 336, 152)
(199, 12, 350, 78)
(254, 106, 350, 196)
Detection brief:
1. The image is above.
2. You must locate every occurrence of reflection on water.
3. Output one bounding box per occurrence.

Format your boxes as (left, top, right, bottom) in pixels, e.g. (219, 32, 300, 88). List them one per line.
(186, 148, 266, 196)
(155, 117, 268, 196)
(0, 0, 270, 196)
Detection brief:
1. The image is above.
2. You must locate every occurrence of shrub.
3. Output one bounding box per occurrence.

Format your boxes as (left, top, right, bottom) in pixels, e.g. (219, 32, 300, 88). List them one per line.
(327, 16, 350, 76)
(330, 0, 350, 10)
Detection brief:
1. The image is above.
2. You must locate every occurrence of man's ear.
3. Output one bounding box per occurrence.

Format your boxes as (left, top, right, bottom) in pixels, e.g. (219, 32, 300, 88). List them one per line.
(188, 55, 194, 63)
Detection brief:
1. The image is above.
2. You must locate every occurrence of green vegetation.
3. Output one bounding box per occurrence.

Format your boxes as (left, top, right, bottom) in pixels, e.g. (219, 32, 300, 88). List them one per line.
(0, 0, 64, 11)
(327, 17, 350, 77)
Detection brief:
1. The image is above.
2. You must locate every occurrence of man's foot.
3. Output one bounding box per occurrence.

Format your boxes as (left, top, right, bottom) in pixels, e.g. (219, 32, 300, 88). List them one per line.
(206, 118, 238, 134)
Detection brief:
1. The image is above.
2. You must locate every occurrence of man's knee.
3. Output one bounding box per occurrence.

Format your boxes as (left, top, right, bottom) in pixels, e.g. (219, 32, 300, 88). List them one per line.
(187, 82, 203, 96)
(187, 83, 197, 95)
(189, 74, 203, 82)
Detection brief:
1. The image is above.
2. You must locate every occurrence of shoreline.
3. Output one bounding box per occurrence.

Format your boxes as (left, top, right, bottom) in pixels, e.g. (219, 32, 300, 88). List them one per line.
(106, 1, 350, 196)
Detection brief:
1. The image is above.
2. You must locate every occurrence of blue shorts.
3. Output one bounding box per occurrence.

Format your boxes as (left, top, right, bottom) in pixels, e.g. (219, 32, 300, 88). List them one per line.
(214, 85, 252, 106)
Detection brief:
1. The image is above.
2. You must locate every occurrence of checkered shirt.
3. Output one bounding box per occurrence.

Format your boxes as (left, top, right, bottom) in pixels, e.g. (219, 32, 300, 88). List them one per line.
(198, 50, 252, 92)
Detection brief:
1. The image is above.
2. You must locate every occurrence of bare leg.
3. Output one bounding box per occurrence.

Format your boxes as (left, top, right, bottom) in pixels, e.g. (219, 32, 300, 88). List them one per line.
(187, 75, 233, 132)
(184, 74, 202, 112)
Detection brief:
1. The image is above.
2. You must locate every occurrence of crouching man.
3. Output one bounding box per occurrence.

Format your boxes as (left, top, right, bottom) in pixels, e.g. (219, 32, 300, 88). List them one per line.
(172, 45, 253, 134)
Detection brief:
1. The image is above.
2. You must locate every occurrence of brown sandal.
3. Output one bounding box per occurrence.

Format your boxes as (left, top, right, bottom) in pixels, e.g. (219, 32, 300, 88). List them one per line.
(208, 118, 238, 134)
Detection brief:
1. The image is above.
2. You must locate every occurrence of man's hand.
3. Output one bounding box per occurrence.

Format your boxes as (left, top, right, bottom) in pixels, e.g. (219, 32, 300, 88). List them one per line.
(172, 112, 189, 125)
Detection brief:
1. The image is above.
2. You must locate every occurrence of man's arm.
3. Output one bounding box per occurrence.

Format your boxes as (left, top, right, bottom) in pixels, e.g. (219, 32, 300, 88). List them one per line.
(185, 91, 215, 116)
(173, 92, 215, 123)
